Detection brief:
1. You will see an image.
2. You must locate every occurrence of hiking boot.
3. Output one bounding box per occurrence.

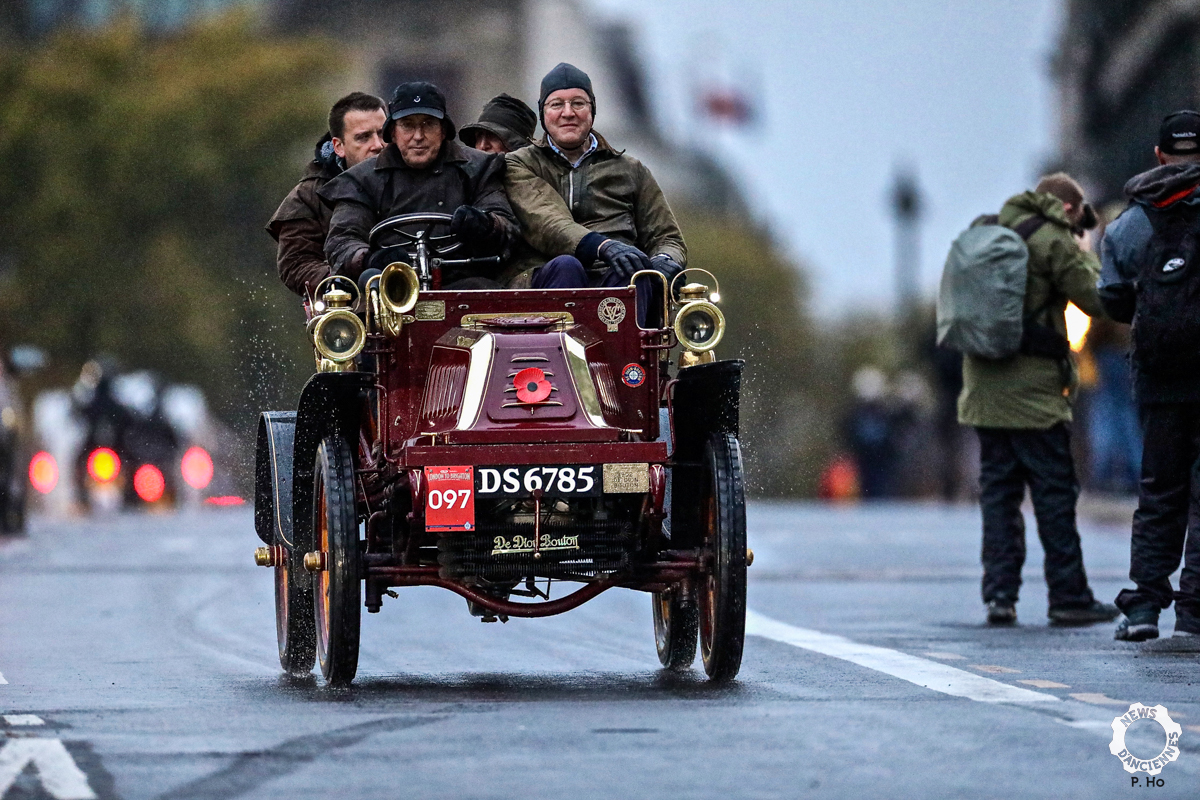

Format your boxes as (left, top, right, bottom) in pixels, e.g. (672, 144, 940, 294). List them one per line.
(1048, 601, 1120, 626)
(1173, 615, 1200, 637)
(1114, 609, 1160, 642)
(986, 600, 1017, 625)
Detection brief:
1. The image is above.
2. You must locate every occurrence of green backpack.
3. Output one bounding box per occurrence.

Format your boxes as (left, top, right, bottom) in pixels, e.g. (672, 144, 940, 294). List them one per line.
(937, 215, 1046, 359)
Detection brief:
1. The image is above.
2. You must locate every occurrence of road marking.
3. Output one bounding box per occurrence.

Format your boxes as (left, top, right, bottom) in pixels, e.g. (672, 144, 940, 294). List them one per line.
(922, 652, 966, 660)
(0, 739, 96, 799)
(1069, 692, 1127, 705)
(0, 672, 7, 684)
(746, 610, 1058, 704)
(3, 714, 44, 725)
(970, 664, 1020, 674)
(1186, 725, 1200, 734)
(1019, 679, 1070, 689)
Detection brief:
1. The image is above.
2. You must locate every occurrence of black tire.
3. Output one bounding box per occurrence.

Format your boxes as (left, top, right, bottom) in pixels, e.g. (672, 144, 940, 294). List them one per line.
(697, 433, 747, 682)
(275, 532, 315, 676)
(653, 584, 698, 670)
(313, 434, 361, 686)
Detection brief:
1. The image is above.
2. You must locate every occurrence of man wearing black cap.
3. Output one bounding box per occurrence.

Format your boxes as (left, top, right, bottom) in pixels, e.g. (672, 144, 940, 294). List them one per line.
(505, 62, 686, 311)
(321, 81, 518, 286)
(460, 94, 537, 155)
(267, 92, 386, 297)
(1099, 110, 1200, 641)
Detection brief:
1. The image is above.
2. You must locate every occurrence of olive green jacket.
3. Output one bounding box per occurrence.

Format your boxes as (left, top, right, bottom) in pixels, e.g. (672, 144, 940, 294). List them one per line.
(957, 191, 1106, 429)
(504, 131, 687, 281)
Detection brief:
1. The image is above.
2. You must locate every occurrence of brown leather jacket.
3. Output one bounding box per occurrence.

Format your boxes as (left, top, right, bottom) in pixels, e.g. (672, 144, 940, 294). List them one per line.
(266, 156, 341, 297)
(319, 140, 518, 284)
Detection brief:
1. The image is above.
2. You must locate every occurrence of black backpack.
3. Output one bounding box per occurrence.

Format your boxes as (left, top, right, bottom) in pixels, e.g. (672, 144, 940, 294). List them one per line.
(1133, 200, 1200, 375)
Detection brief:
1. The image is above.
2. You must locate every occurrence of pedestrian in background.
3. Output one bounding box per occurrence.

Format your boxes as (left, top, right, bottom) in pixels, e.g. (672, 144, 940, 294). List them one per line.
(1099, 110, 1200, 641)
(954, 174, 1118, 626)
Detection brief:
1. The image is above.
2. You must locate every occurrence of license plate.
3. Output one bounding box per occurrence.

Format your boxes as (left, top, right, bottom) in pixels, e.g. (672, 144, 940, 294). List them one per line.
(425, 466, 475, 532)
(475, 465, 600, 498)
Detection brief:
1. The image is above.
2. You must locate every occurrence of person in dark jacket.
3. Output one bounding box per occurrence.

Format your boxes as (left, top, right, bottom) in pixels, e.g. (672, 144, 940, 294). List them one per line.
(505, 63, 686, 317)
(1099, 110, 1200, 641)
(266, 92, 386, 297)
(460, 94, 537, 155)
(320, 82, 519, 287)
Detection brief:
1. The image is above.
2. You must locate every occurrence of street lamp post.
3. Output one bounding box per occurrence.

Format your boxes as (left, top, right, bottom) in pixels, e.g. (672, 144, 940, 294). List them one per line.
(890, 168, 923, 320)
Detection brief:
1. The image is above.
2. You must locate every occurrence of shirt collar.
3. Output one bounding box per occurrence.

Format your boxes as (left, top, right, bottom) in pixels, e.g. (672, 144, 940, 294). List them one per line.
(548, 133, 598, 168)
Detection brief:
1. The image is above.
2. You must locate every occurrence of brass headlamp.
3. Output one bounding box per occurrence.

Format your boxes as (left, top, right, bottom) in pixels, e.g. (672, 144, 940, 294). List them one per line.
(311, 286, 366, 370)
(670, 269, 725, 366)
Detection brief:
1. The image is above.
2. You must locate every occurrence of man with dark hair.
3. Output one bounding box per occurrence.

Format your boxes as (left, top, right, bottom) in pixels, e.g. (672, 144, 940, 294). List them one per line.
(460, 94, 537, 155)
(504, 63, 686, 312)
(320, 82, 518, 287)
(1099, 110, 1200, 641)
(958, 172, 1118, 627)
(267, 92, 386, 296)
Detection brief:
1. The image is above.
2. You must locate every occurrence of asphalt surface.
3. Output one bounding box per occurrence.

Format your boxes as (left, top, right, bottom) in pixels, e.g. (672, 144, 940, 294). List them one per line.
(1, 501, 1198, 799)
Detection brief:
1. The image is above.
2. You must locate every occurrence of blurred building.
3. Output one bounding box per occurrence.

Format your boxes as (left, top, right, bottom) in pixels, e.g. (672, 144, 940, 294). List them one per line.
(1056, 0, 1200, 203)
(0, 0, 742, 212)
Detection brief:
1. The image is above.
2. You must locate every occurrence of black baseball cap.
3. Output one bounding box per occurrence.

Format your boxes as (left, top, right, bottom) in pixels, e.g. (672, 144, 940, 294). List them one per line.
(384, 81, 456, 140)
(1159, 110, 1200, 155)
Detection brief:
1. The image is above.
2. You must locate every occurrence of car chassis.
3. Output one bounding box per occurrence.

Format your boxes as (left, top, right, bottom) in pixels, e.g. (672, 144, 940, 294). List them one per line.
(254, 213, 747, 685)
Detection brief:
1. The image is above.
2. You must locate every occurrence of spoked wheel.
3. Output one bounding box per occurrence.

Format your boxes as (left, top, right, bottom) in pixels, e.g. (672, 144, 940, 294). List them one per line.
(275, 535, 315, 676)
(697, 433, 747, 682)
(653, 583, 698, 670)
(313, 434, 361, 686)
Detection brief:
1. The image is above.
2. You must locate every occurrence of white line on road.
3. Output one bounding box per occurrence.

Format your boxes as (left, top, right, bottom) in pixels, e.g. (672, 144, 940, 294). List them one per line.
(0, 671, 7, 684)
(0, 739, 96, 799)
(3, 715, 44, 726)
(745, 610, 1059, 704)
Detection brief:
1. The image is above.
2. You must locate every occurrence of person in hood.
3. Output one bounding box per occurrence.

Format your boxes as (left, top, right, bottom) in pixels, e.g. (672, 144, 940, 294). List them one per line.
(320, 82, 519, 288)
(1099, 110, 1200, 642)
(266, 92, 386, 297)
(460, 94, 537, 155)
(959, 172, 1118, 627)
(504, 63, 686, 319)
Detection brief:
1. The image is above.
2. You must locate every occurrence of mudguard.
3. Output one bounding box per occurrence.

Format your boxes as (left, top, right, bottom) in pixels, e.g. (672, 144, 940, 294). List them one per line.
(290, 371, 372, 553)
(254, 412, 297, 546)
(669, 359, 744, 547)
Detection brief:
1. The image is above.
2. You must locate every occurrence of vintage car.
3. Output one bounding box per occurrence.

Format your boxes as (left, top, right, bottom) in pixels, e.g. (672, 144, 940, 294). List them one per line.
(254, 212, 746, 685)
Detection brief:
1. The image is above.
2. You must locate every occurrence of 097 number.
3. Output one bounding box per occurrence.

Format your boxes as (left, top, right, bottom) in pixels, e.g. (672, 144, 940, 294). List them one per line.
(427, 489, 471, 509)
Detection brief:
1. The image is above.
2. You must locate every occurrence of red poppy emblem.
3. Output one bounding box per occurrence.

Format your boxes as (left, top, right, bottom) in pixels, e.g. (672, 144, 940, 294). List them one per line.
(514, 367, 553, 403)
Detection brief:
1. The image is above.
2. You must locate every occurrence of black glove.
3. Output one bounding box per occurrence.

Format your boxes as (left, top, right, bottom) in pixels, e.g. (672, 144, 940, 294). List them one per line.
(365, 245, 411, 276)
(650, 254, 684, 286)
(450, 205, 495, 246)
(600, 240, 652, 279)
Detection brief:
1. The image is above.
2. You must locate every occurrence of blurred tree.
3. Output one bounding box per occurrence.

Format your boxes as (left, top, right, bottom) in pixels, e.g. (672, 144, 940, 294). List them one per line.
(0, 12, 338, 474)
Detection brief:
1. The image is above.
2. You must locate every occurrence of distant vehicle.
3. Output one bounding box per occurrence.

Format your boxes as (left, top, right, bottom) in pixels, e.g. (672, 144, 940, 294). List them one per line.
(61, 360, 215, 511)
(254, 212, 747, 686)
(0, 345, 46, 534)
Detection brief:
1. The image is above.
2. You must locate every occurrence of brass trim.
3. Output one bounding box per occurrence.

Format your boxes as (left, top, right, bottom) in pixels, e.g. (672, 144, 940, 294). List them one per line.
(674, 300, 725, 354)
(312, 308, 367, 363)
(461, 311, 573, 327)
(414, 300, 446, 321)
(603, 462, 650, 493)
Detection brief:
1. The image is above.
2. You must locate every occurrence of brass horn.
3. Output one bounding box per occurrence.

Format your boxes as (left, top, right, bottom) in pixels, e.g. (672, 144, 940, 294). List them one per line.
(374, 261, 420, 337)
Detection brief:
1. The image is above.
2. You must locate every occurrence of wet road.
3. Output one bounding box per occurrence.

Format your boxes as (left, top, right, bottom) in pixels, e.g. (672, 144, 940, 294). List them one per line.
(1, 502, 1198, 799)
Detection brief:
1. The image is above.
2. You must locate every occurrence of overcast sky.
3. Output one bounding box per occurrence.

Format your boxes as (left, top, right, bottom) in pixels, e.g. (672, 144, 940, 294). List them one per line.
(586, 0, 1063, 316)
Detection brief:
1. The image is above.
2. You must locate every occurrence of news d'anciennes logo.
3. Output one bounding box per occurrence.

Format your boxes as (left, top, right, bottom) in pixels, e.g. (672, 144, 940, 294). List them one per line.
(1109, 703, 1182, 776)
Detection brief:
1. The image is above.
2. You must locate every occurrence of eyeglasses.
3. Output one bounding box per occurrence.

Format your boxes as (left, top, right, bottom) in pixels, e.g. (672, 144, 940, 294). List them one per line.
(396, 117, 442, 134)
(544, 99, 591, 114)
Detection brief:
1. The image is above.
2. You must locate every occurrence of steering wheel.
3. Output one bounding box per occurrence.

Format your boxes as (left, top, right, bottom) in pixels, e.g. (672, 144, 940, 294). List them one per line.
(368, 212, 460, 255)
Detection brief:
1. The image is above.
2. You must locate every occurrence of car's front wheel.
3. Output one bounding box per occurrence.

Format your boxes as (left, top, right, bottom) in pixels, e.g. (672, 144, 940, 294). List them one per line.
(275, 533, 315, 677)
(312, 434, 361, 686)
(697, 433, 747, 682)
(653, 583, 698, 670)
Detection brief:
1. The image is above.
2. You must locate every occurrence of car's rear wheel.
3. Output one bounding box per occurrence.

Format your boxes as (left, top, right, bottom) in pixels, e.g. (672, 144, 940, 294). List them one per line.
(653, 583, 698, 670)
(275, 534, 315, 676)
(697, 433, 747, 682)
(313, 434, 361, 686)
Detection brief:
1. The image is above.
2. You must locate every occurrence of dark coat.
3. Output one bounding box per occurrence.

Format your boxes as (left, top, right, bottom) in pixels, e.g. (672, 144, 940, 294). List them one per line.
(266, 157, 341, 297)
(319, 139, 518, 284)
(504, 131, 687, 282)
(1099, 162, 1200, 404)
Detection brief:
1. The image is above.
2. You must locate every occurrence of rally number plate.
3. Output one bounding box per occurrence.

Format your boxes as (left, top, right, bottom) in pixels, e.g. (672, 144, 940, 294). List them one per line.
(424, 466, 475, 532)
(476, 465, 600, 499)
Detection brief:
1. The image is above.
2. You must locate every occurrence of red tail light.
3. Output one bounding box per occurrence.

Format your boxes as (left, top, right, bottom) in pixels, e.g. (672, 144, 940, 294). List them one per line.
(133, 464, 165, 503)
(181, 446, 213, 490)
(87, 448, 120, 483)
(29, 451, 58, 494)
